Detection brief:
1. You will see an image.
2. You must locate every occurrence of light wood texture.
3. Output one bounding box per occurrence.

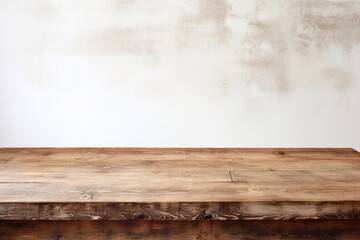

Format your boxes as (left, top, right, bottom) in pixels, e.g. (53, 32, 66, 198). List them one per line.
(1, 220, 360, 240)
(0, 148, 360, 220)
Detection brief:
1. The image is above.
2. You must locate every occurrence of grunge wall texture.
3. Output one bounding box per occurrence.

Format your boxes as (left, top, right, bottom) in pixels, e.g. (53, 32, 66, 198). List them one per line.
(0, 0, 359, 150)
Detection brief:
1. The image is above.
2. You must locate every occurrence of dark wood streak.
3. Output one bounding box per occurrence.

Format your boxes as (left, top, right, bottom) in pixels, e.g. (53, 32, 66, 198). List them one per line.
(228, 171, 233, 182)
(1, 201, 359, 220)
(1, 220, 360, 240)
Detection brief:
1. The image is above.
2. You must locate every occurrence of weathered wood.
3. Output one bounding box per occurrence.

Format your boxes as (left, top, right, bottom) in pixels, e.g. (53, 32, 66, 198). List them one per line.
(1, 220, 360, 240)
(0, 148, 360, 220)
(1, 201, 359, 220)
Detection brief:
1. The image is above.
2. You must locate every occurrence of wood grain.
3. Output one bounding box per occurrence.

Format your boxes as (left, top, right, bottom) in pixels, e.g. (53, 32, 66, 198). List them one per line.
(0, 148, 360, 220)
(1, 220, 360, 240)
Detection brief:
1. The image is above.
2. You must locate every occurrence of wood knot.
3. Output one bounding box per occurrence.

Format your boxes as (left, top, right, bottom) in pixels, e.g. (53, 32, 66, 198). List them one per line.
(196, 210, 216, 220)
(135, 213, 147, 220)
(80, 191, 95, 200)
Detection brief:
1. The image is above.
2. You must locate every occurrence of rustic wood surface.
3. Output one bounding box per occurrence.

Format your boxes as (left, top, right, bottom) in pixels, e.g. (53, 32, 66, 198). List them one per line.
(0, 148, 360, 220)
(1, 220, 360, 240)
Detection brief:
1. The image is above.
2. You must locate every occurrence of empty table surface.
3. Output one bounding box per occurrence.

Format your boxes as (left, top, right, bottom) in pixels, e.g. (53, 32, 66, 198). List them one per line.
(0, 148, 360, 220)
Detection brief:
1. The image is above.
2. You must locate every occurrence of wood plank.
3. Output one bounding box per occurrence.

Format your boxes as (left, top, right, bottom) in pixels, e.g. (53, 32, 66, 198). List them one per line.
(1, 202, 359, 220)
(1, 220, 360, 240)
(0, 148, 360, 220)
(231, 170, 360, 182)
(1, 181, 360, 202)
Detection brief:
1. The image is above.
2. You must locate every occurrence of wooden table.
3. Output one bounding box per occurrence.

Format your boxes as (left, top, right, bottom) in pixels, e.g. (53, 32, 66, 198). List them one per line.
(0, 148, 360, 239)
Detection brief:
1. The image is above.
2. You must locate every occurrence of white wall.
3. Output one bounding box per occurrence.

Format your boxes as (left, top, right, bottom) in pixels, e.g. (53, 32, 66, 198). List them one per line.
(1, 0, 360, 150)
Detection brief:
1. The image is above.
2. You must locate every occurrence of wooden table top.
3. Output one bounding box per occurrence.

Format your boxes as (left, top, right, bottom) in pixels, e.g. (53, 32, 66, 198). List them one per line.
(1, 148, 360, 220)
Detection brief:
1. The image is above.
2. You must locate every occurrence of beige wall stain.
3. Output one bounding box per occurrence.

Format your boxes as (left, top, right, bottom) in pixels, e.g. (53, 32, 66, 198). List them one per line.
(228, 0, 360, 93)
(197, 0, 232, 42)
(4, 0, 360, 94)
(292, 0, 360, 51)
(71, 28, 158, 55)
(290, 0, 360, 91)
(176, 0, 232, 48)
(234, 1, 292, 92)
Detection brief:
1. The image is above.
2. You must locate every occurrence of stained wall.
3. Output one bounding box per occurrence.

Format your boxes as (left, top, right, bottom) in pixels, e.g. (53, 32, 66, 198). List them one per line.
(0, 0, 359, 150)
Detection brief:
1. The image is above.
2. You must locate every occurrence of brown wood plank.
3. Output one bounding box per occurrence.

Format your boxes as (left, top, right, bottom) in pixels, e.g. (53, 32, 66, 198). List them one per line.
(1, 220, 360, 240)
(1, 202, 359, 220)
(0, 148, 360, 220)
(1, 181, 360, 202)
(231, 170, 360, 182)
